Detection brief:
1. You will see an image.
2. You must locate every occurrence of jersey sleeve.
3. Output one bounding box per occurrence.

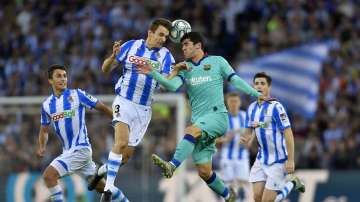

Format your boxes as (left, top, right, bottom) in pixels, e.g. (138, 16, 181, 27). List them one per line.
(161, 51, 175, 76)
(115, 40, 136, 63)
(273, 103, 291, 130)
(40, 105, 51, 125)
(76, 89, 98, 109)
(218, 56, 236, 81)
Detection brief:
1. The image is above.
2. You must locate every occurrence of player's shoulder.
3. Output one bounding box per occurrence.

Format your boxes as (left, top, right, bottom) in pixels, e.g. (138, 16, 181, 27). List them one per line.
(41, 95, 53, 107)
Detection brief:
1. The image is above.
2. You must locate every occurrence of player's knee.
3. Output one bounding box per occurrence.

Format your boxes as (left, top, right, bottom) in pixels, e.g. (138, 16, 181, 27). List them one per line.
(197, 168, 212, 180)
(113, 141, 128, 152)
(253, 193, 262, 202)
(43, 171, 58, 186)
(185, 126, 202, 138)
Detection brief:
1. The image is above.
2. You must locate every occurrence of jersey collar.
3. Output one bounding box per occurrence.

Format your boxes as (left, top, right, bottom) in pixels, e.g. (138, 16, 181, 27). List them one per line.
(187, 54, 208, 66)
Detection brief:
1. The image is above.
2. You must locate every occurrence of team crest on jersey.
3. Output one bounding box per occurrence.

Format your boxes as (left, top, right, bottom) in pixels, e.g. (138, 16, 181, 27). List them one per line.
(280, 113, 288, 121)
(203, 64, 211, 71)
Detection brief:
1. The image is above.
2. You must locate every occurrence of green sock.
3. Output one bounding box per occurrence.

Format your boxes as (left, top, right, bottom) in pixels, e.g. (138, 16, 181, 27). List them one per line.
(170, 134, 197, 167)
(206, 172, 229, 198)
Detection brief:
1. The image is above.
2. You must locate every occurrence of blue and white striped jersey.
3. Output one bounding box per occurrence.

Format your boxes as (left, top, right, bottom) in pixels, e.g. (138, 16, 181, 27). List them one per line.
(40, 89, 98, 152)
(245, 101, 291, 165)
(115, 39, 175, 106)
(221, 111, 249, 161)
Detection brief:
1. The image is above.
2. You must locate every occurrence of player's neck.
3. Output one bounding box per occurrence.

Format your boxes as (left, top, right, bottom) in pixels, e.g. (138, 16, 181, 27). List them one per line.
(191, 51, 205, 63)
(53, 88, 65, 97)
(145, 39, 157, 49)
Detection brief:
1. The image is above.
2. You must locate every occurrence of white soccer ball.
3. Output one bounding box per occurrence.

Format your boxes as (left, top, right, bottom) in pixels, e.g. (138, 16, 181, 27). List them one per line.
(169, 19, 192, 43)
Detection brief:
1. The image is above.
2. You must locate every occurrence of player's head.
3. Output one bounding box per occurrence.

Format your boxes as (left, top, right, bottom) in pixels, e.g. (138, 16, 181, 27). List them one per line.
(48, 64, 68, 91)
(253, 72, 272, 97)
(226, 92, 241, 114)
(180, 32, 205, 59)
(147, 18, 172, 48)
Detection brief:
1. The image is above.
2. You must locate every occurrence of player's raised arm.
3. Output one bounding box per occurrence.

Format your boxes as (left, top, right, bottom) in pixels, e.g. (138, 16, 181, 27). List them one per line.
(137, 61, 184, 92)
(101, 40, 122, 73)
(94, 101, 113, 119)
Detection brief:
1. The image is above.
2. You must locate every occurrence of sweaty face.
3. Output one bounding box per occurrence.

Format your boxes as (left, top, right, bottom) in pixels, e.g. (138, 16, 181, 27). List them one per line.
(226, 96, 241, 114)
(49, 69, 67, 91)
(254, 77, 270, 97)
(181, 39, 197, 59)
(148, 25, 169, 48)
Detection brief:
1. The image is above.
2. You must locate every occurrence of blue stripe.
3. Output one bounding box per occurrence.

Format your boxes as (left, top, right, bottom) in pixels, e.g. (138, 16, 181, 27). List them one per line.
(108, 159, 121, 166)
(112, 189, 121, 199)
(24, 173, 40, 200)
(140, 50, 157, 105)
(238, 113, 244, 159)
(177, 75, 185, 84)
(75, 91, 84, 146)
(162, 51, 172, 74)
(57, 160, 69, 171)
(52, 191, 63, 196)
(205, 172, 217, 184)
(6, 174, 16, 202)
(272, 105, 288, 162)
(227, 114, 235, 160)
(116, 40, 136, 63)
(50, 96, 66, 148)
(63, 90, 74, 149)
(63, 176, 75, 202)
(108, 170, 117, 176)
(41, 106, 50, 125)
(284, 186, 289, 195)
(170, 158, 181, 168)
(259, 102, 270, 165)
(184, 134, 197, 144)
(77, 89, 97, 108)
(221, 187, 229, 198)
(250, 104, 261, 159)
(126, 41, 145, 100)
(227, 72, 236, 81)
(53, 200, 63, 202)
(272, 106, 280, 162)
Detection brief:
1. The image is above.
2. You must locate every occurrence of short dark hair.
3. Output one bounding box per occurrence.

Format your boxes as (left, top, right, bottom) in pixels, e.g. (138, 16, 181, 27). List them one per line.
(180, 32, 205, 50)
(226, 92, 241, 99)
(149, 18, 172, 32)
(48, 64, 67, 79)
(253, 72, 272, 86)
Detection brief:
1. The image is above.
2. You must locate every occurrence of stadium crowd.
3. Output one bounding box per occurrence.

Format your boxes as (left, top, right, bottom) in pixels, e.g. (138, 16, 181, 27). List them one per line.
(0, 0, 360, 176)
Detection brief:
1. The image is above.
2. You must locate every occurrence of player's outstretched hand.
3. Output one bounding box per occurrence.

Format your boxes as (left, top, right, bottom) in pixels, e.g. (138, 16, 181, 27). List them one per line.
(36, 147, 45, 158)
(111, 40, 122, 58)
(137, 61, 153, 75)
(285, 160, 295, 174)
(238, 135, 248, 145)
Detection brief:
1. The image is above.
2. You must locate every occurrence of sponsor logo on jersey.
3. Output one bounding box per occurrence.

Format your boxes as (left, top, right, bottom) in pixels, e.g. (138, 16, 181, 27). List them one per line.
(51, 110, 76, 121)
(128, 55, 161, 71)
(187, 76, 212, 86)
(203, 64, 211, 71)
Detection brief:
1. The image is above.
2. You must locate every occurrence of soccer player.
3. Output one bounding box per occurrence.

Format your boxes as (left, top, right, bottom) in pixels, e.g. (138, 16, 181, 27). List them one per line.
(239, 72, 305, 202)
(91, 18, 175, 201)
(37, 64, 129, 202)
(216, 92, 252, 202)
(137, 32, 268, 202)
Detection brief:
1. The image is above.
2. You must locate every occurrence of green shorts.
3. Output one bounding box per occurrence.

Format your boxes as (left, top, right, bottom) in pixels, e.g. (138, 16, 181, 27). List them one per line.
(192, 112, 229, 164)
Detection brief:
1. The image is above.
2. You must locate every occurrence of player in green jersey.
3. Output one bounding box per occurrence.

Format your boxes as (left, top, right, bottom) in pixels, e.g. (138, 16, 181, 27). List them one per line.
(138, 32, 267, 202)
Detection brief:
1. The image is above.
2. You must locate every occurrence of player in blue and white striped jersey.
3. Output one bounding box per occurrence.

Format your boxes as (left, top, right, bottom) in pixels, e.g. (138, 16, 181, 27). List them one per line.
(217, 93, 252, 202)
(239, 72, 305, 202)
(92, 18, 175, 200)
(37, 64, 129, 202)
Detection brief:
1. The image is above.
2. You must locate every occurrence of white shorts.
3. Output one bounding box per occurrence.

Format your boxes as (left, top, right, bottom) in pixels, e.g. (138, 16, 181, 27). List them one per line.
(249, 159, 287, 191)
(112, 95, 152, 146)
(50, 148, 96, 178)
(220, 159, 250, 182)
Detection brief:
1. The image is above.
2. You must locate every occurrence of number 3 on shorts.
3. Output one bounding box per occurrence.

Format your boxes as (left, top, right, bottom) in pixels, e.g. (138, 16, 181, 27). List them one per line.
(114, 104, 120, 113)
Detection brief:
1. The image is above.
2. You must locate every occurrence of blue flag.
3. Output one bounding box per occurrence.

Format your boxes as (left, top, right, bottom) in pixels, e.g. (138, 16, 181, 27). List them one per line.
(238, 41, 336, 119)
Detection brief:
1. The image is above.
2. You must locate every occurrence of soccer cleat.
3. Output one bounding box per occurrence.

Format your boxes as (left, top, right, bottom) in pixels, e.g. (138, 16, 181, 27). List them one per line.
(289, 175, 305, 193)
(87, 166, 104, 191)
(151, 154, 176, 178)
(225, 187, 236, 202)
(102, 190, 112, 202)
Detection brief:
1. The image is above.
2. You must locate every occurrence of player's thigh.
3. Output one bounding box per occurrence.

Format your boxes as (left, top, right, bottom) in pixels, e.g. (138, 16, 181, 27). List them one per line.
(252, 182, 265, 202)
(261, 188, 277, 202)
(193, 112, 229, 140)
(264, 163, 287, 191)
(114, 121, 130, 144)
(43, 165, 61, 184)
(127, 104, 151, 146)
(192, 140, 216, 165)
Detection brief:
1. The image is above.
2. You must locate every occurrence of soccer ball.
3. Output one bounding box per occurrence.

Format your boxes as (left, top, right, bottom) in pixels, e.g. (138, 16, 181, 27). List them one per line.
(169, 19, 192, 43)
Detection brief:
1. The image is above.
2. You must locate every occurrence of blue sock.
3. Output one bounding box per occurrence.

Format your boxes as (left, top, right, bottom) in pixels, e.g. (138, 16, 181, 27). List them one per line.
(104, 151, 122, 191)
(275, 181, 294, 202)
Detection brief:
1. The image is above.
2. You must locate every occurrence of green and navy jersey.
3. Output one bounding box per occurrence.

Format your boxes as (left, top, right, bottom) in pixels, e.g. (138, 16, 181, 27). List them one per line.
(178, 55, 236, 122)
(41, 89, 98, 152)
